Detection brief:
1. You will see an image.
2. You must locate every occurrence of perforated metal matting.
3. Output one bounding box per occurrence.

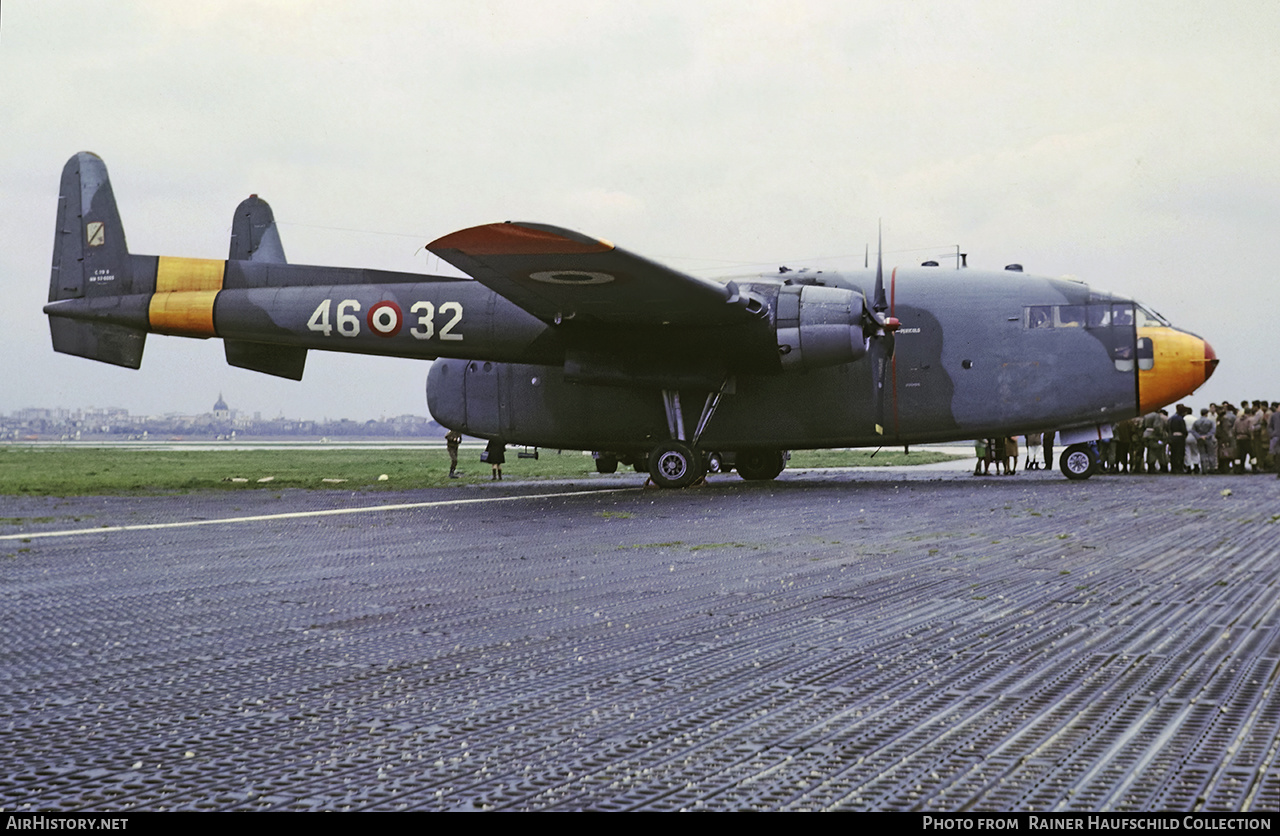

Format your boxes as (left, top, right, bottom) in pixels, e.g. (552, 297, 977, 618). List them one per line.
(2, 470, 1278, 811)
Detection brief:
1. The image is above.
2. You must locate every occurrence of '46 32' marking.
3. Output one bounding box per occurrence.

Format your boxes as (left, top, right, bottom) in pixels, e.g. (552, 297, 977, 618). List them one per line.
(307, 299, 463, 341)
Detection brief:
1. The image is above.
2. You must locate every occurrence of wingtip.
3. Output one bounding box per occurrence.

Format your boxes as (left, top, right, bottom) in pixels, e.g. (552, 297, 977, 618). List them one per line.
(428, 222, 613, 256)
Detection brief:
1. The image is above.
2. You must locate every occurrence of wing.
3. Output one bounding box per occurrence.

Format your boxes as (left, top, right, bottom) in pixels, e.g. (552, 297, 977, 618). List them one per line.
(428, 222, 760, 327)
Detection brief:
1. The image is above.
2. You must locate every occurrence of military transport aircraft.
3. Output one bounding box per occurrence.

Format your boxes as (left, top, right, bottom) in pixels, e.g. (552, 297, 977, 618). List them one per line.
(45, 152, 1217, 487)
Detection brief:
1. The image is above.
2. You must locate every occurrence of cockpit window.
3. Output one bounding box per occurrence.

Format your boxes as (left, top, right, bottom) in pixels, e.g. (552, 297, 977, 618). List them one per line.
(1135, 304, 1169, 328)
(1056, 305, 1085, 327)
(1024, 302, 1138, 373)
(1025, 302, 1140, 333)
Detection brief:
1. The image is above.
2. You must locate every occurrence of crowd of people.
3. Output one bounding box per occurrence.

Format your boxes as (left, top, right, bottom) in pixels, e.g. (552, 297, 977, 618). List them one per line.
(1109, 400, 1279, 477)
(974, 435, 1042, 475)
(974, 400, 1280, 478)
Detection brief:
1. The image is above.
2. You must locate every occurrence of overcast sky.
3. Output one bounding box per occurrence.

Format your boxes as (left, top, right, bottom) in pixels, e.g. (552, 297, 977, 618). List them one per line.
(2, 1, 1276, 421)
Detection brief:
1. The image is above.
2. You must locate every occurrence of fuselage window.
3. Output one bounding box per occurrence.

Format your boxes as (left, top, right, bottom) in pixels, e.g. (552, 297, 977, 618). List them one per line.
(1136, 336, 1154, 370)
(1112, 343, 1134, 372)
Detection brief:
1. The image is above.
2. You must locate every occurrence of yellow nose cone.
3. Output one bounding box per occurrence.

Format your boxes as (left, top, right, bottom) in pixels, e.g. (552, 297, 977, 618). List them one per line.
(1137, 327, 1218, 413)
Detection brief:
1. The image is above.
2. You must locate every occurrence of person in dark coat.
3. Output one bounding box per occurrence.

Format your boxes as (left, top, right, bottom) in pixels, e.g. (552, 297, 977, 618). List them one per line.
(1169, 406, 1190, 473)
(484, 439, 505, 480)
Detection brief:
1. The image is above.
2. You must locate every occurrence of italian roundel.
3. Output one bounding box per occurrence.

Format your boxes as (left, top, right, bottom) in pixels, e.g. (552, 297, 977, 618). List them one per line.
(367, 301, 402, 337)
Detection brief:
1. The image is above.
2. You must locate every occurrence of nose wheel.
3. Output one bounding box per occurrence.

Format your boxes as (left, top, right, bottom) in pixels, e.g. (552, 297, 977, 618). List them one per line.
(1060, 443, 1097, 480)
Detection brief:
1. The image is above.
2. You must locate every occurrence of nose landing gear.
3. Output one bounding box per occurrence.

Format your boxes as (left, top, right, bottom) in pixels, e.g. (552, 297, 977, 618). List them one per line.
(1060, 443, 1097, 480)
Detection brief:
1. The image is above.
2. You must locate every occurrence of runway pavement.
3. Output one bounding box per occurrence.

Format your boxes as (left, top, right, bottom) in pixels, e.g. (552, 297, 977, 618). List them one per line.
(2, 465, 1278, 811)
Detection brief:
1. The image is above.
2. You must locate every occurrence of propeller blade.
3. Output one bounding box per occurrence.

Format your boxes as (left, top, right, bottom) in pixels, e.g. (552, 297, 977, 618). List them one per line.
(865, 222, 899, 436)
(870, 330, 888, 435)
(873, 222, 887, 314)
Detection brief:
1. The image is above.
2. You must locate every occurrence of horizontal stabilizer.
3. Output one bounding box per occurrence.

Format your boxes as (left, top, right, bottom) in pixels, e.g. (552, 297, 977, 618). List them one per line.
(224, 341, 307, 380)
(49, 318, 146, 369)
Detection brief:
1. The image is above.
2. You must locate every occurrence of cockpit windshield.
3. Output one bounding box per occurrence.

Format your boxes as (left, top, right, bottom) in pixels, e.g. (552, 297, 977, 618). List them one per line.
(1134, 303, 1170, 328)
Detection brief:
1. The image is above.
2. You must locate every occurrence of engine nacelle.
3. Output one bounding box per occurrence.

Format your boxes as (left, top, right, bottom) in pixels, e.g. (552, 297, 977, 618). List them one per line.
(773, 284, 868, 371)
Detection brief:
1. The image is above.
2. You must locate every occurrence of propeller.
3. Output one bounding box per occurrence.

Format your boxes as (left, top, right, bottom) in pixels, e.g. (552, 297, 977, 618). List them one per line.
(864, 223, 899, 436)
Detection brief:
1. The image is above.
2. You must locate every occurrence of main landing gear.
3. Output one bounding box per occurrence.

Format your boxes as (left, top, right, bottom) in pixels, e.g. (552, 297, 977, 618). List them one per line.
(641, 385, 786, 488)
(646, 388, 715, 489)
(647, 440, 707, 489)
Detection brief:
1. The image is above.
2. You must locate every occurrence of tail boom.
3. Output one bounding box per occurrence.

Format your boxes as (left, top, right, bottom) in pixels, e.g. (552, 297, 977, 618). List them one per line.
(44, 153, 553, 381)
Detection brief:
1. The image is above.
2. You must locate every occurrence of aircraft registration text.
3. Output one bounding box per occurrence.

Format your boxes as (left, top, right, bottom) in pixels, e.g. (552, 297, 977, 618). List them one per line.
(307, 299, 463, 341)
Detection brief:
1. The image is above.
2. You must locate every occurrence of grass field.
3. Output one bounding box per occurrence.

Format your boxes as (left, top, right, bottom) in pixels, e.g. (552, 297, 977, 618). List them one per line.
(0, 446, 961, 495)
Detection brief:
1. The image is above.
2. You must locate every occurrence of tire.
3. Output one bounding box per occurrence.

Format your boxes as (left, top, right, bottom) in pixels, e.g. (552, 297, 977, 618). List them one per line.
(1060, 443, 1096, 480)
(648, 442, 706, 489)
(707, 452, 723, 474)
(736, 449, 786, 481)
(594, 454, 618, 474)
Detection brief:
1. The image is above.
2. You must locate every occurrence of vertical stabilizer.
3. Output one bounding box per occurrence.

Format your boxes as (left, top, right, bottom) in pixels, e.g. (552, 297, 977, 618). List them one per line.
(228, 195, 287, 263)
(224, 193, 307, 379)
(46, 152, 147, 368)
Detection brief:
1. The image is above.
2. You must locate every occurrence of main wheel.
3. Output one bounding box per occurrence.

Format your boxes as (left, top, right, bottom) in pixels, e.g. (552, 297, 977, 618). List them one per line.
(1060, 443, 1096, 480)
(594, 453, 618, 474)
(736, 449, 786, 481)
(648, 442, 706, 489)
